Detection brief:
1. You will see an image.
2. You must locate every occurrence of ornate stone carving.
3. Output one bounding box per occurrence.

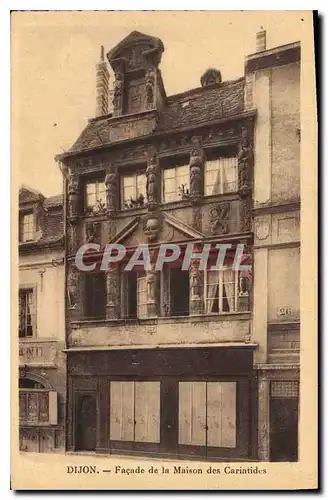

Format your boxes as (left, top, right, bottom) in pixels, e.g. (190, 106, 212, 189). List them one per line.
(238, 125, 253, 195)
(105, 265, 119, 319)
(240, 197, 252, 232)
(85, 221, 101, 244)
(68, 223, 79, 255)
(112, 62, 124, 115)
(67, 267, 78, 310)
(144, 213, 162, 242)
(146, 147, 159, 210)
(104, 166, 118, 215)
(189, 137, 204, 204)
(68, 171, 80, 219)
(209, 202, 230, 235)
(145, 69, 155, 108)
(189, 259, 203, 315)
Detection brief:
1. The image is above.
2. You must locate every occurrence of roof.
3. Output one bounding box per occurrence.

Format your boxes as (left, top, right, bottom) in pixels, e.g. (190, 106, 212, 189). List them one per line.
(68, 77, 245, 155)
(44, 194, 63, 207)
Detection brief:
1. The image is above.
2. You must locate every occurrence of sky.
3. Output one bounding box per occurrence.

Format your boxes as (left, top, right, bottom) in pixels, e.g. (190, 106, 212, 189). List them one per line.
(12, 11, 310, 197)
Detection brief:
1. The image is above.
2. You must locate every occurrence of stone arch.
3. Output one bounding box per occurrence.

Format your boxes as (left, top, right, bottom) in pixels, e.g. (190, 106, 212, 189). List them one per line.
(19, 372, 53, 390)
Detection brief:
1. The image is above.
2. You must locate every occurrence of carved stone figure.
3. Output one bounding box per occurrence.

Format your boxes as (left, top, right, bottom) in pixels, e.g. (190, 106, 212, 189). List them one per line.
(68, 172, 80, 218)
(146, 271, 156, 301)
(105, 266, 119, 319)
(238, 126, 253, 192)
(190, 267, 202, 298)
(67, 267, 78, 309)
(209, 202, 230, 235)
(240, 198, 252, 232)
(189, 137, 204, 203)
(85, 221, 100, 244)
(105, 166, 118, 214)
(144, 215, 161, 242)
(146, 148, 159, 208)
(112, 71, 124, 112)
(145, 70, 155, 107)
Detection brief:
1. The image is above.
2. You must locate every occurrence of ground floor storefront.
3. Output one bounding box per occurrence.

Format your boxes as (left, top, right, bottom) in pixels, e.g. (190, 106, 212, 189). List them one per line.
(67, 345, 258, 460)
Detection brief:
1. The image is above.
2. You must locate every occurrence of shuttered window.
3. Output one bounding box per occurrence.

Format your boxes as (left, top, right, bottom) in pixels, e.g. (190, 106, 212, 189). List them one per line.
(110, 381, 160, 443)
(178, 381, 236, 448)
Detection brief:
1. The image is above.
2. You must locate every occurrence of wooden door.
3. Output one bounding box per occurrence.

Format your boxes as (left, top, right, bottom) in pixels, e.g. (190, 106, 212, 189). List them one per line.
(270, 397, 299, 462)
(75, 393, 97, 451)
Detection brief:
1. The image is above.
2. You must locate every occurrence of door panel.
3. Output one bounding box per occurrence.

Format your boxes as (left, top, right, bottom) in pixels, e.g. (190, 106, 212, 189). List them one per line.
(110, 382, 134, 441)
(135, 382, 160, 443)
(220, 382, 236, 448)
(75, 393, 97, 451)
(179, 382, 206, 446)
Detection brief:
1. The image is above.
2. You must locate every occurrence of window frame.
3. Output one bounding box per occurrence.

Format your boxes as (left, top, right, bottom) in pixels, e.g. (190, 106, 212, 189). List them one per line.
(204, 268, 239, 314)
(84, 272, 106, 319)
(204, 156, 238, 196)
(84, 178, 106, 214)
(121, 171, 146, 210)
(19, 286, 37, 338)
(162, 164, 190, 203)
(19, 211, 35, 243)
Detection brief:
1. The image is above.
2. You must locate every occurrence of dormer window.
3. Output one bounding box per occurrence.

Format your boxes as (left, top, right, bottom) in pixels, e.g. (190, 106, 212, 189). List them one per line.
(19, 212, 35, 243)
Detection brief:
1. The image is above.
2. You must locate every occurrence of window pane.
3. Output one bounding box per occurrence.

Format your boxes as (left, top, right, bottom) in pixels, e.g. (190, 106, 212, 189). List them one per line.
(21, 213, 34, 242)
(137, 277, 147, 318)
(136, 174, 146, 197)
(86, 182, 96, 195)
(222, 157, 237, 193)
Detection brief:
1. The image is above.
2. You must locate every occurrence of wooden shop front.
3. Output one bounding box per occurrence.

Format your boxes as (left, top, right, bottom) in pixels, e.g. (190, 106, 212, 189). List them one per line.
(67, 345, 257, 460)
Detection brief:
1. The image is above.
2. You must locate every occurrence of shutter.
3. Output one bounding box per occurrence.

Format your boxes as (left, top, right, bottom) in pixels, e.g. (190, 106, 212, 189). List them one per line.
(207, 382, 236, 448)
(135, 382, 160, 443)
(48, 391, 58, 425)
(110, 382, 134, 441)
(178, 382, 206, 446)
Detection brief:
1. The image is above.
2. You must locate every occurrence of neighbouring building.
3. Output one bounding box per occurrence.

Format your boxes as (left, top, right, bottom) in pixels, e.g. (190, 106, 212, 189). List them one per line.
(56, 30, 300, 461)
(18, 186, 66, 452)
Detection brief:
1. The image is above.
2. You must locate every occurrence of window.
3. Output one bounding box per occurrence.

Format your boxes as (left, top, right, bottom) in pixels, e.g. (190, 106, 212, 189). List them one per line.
(110, 381, 160, 443)
(122, 272, 150, 319)
(85, 180, 106, 214)
(179, 381, 236, 448)
(19, 212, 34, 242)
(204, 157, 237, 196)
(19, 288, 36, 338)
(84, 273, 106, 318)
(163, 165, 189, 203)
(19, 380, 58, 425)
(204, 268, 238, 314)
(122, 173, 146, 209)
(169, 268, 190, 317)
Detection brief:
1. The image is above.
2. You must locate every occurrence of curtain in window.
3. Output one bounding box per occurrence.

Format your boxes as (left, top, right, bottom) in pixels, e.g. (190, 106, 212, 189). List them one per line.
(137, 277, 147, 318)
(221, 157, 237, 193)
(223, 268, 235, 312)
(205, 271, 220, 313)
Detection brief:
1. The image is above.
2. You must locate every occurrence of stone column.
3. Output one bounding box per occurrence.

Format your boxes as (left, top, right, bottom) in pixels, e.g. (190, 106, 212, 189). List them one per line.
(105, 264, 119, 319)
(189, 136, 204, 208)
(258, 374, 270, 461)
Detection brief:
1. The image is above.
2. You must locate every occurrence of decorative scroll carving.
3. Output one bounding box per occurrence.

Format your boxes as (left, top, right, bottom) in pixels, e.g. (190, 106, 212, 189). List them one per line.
(146, 147, 160, 210)
(145, 69, 155, 109)
(104, 166, 118, 215)
(68, 171, 80, 219)
(189, 137, 204, 204)
(238, 125, 253, 195)
(85, 221, 101, 244)
(209, 202, 230, 235)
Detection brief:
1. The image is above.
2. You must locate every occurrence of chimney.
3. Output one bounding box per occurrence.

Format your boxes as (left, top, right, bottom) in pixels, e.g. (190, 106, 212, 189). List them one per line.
(256, 30, 266, 53)
(95, 46, 109, 117)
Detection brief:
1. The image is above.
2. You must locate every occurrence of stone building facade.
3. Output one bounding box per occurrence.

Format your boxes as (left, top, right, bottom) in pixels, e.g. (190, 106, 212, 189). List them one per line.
(18, 187, 66, 452)
(56, 30, 300, 461)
